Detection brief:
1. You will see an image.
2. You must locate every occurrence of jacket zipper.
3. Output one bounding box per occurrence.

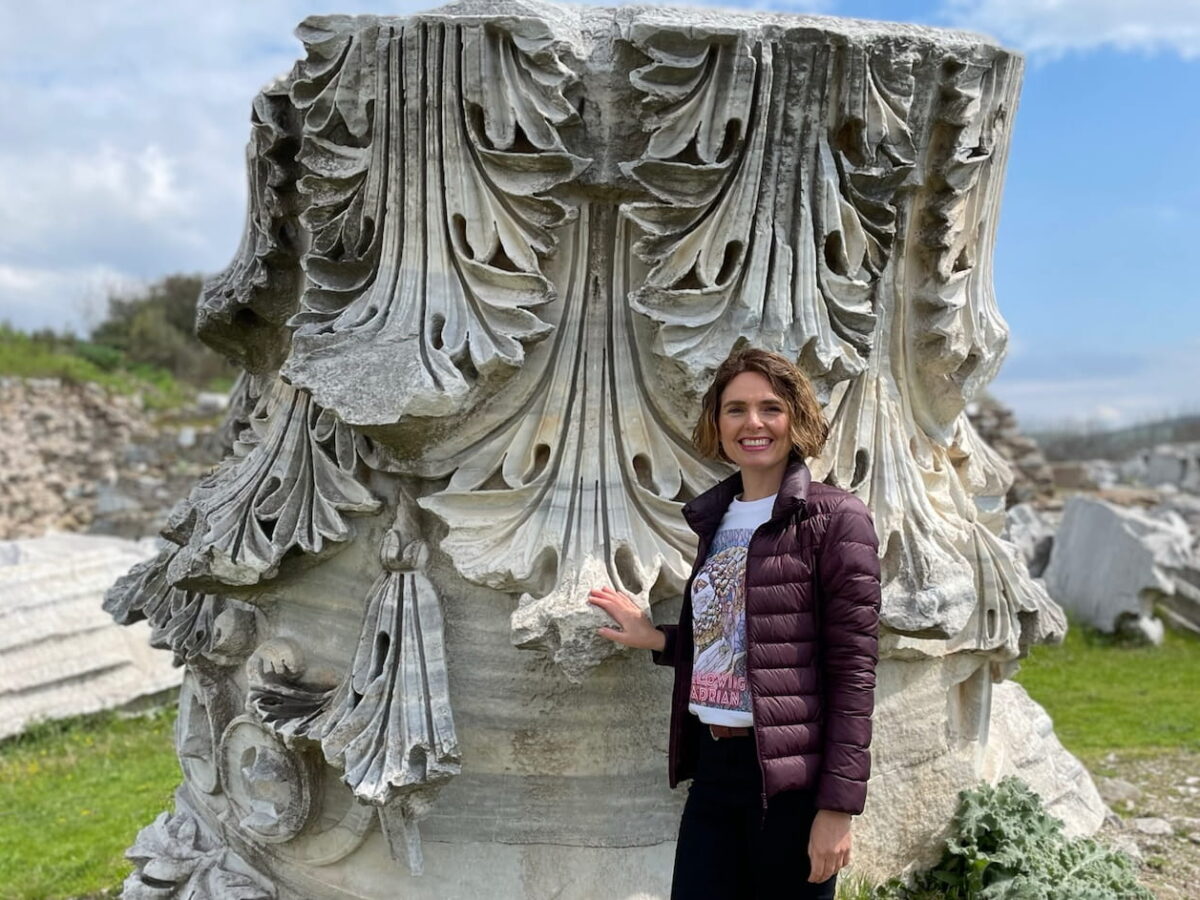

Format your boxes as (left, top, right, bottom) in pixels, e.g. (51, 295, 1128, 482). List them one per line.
(746, 518, 773, 828)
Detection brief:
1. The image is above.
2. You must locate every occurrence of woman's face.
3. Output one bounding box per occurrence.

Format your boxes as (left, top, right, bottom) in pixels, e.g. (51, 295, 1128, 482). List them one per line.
(717, 371, 792, 475)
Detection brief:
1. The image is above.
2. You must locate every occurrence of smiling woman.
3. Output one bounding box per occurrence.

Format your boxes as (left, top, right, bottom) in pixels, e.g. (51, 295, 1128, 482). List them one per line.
(692, 351, 829, 501)
(589, 347, 883, 899)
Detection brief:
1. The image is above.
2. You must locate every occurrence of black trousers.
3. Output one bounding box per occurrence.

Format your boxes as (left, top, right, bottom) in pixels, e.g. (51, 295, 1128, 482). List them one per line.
(670, 729, 838, 900)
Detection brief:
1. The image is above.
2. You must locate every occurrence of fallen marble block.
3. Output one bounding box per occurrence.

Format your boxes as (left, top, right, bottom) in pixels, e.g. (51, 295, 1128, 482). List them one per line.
(1042, 496, 1192, 639)
(1121, 442, 1200, 492)
(0, 532, 180, 740)
(1144, 443, 1200, 492)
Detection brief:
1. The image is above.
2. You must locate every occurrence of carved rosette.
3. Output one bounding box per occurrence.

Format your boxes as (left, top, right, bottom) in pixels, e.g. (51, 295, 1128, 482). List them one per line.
(104, 3, 1060, 894)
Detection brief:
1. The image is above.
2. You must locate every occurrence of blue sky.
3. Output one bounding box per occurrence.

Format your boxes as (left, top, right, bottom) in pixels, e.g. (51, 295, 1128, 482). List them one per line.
(0, 0, 1196, 428)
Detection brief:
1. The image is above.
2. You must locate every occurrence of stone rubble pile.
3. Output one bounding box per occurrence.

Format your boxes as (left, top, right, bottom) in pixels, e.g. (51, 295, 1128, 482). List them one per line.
(0, 377, 153, 538)
(0, 376, 222, 735)
(993, 433, 1200, 643)
(0, 376, 221, 542)
(967, 394, 1056, 506)
(1049, 459, 1121, 492)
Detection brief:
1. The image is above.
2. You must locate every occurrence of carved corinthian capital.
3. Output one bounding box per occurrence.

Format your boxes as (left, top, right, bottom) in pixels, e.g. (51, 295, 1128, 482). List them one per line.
(106, 4, 1067, 895)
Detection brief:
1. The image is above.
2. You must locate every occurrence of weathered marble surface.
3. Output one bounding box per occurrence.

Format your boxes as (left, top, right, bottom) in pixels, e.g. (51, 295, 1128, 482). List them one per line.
(1044, 495, 1191, 641)
(106, 3, 1081, 896)
(0, 533, 179, 739)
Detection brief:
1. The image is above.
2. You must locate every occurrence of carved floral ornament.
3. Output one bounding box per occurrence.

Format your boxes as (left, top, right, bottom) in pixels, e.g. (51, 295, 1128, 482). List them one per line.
(111, 4, 1060, 889)
(110, 0, 1062, 730)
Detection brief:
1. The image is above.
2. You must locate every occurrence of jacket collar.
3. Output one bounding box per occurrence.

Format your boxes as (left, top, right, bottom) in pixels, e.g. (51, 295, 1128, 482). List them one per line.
(682, 457, 811, 539)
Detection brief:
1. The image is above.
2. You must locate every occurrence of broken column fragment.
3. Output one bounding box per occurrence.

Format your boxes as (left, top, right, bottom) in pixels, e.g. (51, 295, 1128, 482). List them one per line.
(105, 4, 1082, 896)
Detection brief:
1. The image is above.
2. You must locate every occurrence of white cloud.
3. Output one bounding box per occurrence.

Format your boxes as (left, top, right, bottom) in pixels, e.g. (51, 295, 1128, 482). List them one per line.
(944, 0, 1200, 57)
(0, 264, 142, 334)
(990, 341, 1200, 429)
(70, 146, 191, 221)
(0, 2, 434, 335)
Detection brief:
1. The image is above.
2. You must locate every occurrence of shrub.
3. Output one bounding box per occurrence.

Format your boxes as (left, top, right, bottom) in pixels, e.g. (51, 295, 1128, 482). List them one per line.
(878, 777, 1151, 899)
(74, 341, 124, 372)
(90, 274, 235, 386)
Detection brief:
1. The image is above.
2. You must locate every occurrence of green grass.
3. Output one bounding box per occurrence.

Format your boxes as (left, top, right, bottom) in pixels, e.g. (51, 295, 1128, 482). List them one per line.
(1013, 617, 1200, 766)
(0, 326, 191, 412)
(0, 708, 180, 900)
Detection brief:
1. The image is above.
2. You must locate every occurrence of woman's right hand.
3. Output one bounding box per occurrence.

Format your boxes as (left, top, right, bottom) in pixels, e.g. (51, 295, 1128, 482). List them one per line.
(588, 586, 666, 651)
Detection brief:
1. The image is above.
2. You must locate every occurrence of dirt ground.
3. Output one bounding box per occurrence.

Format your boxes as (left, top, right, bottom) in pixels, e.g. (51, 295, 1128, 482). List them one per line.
(1092, 750, 1200, 899)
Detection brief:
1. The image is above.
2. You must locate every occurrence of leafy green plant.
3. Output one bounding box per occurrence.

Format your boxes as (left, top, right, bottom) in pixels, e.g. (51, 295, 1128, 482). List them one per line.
(876, 777, 1151, 899)
(837, 875, 879, 899)
(73, 340, 125, 372)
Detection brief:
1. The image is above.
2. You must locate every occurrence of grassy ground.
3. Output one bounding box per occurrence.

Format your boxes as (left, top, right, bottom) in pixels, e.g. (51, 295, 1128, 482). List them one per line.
(1013, 617, 1200, 767)
(0, 325, 192, 412)
(0, 709, 180, 900)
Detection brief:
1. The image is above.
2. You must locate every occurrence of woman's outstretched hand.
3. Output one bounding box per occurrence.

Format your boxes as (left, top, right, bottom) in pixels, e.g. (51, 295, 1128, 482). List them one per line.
(588, 586, 666, 651)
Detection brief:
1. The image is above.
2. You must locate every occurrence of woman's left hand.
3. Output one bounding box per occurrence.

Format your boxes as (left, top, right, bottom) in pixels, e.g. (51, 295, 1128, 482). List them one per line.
(807, 809, 852, 883)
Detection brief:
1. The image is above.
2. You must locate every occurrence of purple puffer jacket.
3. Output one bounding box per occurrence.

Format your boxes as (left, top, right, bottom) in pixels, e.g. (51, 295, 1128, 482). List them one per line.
(652, 459, 881, 815)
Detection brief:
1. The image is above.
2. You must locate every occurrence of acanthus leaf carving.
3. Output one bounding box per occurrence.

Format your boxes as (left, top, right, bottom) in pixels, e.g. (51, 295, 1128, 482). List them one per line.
(103, 546, 249, 667)
(280, 15, 591, 428)
(246, 497, 459, 873)
(622, 30, 916, 396)
(164, 379, 383, 592)
(124, 809, 275, 900)
(907, 54, 1015, 443)
(197, 79, 301, 373)
(813, 46, 1061, 658)
(419, 207, 723, 681)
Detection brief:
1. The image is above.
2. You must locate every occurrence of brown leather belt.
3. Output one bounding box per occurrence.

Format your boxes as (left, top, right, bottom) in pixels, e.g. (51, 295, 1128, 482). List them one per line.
(709, 724, 752, 739)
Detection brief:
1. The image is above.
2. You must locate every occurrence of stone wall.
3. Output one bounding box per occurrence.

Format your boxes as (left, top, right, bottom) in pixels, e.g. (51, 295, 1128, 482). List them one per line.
(0, 377, 152, 538)
(0, 377, 221, 541)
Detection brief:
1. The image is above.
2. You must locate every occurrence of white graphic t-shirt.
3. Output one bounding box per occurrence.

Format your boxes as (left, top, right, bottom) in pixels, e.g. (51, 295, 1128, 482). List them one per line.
(688, 492, 776, 727)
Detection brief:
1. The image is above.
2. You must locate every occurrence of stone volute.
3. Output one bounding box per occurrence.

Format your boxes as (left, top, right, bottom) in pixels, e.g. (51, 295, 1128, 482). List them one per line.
(106, 3, 1098, 897)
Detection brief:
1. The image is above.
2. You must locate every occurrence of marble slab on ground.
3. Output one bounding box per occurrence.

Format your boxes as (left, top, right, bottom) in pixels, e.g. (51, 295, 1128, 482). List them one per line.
(0, 532, 181, 740)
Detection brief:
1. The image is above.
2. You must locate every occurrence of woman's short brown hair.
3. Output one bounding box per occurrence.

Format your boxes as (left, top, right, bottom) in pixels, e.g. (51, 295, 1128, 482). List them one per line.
(692, 348, 828, 462)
